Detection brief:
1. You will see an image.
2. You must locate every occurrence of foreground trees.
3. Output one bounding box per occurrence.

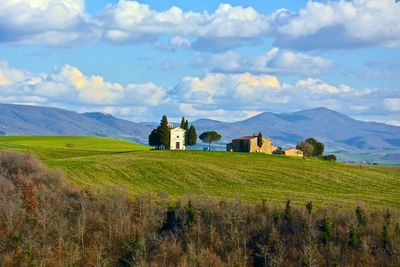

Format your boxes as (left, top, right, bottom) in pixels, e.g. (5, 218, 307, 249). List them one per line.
(1, 151, 399, 266)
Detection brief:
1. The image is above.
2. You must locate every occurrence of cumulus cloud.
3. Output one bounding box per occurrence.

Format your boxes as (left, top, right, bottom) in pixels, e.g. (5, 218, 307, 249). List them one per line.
(97, 0, 400, 50)
(176, 72, 281, 109)
(295, 78, 350, 94)
(0, 60, 167, 118)
(99, 1, 270, 50)
(0, 0, 99, 46)
(196, 48, 333, 76)
(174, 72, 400, 120)
(1, 60, 399, 121)
(275, 0, 400, 50)
(1, 0, 399, 51)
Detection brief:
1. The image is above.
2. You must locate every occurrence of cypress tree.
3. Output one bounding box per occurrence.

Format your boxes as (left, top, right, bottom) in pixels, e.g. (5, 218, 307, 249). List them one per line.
(180, 117, 185, 128)
(148, 128, 160, 149)
(257, 132, 263, 150)
(186, 125, 197, 148)
(184, 119, 189, 130)
(159, 115, 170, 149)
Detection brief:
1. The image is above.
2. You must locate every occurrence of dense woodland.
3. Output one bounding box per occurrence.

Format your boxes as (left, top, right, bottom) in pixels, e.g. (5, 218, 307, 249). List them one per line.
(1, 151, 399, 266)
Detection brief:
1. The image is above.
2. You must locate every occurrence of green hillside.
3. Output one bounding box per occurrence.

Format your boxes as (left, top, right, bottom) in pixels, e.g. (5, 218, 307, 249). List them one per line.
(1, 136, 399, 208)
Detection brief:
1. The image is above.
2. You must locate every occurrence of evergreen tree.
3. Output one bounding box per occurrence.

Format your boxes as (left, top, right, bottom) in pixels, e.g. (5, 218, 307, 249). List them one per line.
(148, 128, 161, 149)
(159, 115, 170, 149)
(184, 119, 189, 130)
(257, 132, 263, 151)
(180, 117, 185, 129)
(186, 125, 197, 148)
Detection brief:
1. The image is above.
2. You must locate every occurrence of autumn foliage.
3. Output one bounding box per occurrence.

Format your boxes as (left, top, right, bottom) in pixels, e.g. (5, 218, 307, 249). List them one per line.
(0, 151, 399, 266)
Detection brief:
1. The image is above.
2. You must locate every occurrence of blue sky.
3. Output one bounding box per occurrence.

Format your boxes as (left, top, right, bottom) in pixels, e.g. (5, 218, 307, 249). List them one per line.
(0, 0, 399, 125)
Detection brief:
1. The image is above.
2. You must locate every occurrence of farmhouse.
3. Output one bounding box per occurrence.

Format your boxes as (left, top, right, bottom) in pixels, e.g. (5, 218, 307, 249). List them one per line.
(169, 126, 186, 150)
(283, 148, 303, 157)
(226, 134, 276, 154)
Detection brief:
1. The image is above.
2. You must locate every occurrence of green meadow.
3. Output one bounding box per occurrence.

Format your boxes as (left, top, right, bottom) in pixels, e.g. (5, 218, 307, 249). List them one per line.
(1, 136, 399, 209)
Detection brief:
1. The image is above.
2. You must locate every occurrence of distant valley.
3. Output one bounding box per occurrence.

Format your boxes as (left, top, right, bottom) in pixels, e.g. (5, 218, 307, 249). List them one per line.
(1, 103, 399, 165)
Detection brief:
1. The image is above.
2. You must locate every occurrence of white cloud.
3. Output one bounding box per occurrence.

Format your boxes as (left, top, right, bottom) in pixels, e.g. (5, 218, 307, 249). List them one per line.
(0, 61, 168, 117)
(99, 1, 270, 50)
(0, 0, 99, 46)
(197, 48, 333, 76)
(0, 60, 398, 122)
(176, 72, 281, 108)
(275, 0, 400, 50)
(173, 72, 400, 120)
(0, 0, 399, 51)
(296, 78, 351, 94)
(0, 61, 29, 86)
(384, 98, 400, 111)
(170, 36, 191, 48)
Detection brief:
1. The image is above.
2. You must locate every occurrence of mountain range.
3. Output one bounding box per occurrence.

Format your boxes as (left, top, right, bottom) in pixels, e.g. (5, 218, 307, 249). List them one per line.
(1, 103, 400, 152)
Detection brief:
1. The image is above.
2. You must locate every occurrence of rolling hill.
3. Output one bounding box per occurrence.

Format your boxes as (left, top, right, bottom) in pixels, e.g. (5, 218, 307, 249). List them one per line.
(192, 108, 400, 151)
(1, 103, 400, 154)
(0, 103, 153, 143)
(1, 136, 399, 208)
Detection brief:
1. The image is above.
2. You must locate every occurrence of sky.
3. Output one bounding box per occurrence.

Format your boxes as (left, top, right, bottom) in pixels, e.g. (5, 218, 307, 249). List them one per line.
(0, 0, 399, 125)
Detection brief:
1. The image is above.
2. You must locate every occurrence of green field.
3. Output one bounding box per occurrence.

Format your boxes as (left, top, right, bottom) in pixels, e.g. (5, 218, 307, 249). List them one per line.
(1, 136, 400, 209)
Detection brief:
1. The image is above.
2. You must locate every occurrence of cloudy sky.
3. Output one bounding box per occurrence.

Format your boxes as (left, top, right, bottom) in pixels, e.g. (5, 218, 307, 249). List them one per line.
(0, 0, 399, 124)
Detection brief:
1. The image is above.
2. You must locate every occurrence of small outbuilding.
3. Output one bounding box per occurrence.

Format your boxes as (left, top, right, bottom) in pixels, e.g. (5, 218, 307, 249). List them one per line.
(283, 148, 303, 157)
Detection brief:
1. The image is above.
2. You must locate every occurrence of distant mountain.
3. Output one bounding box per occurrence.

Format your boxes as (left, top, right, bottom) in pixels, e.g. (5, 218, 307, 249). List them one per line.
(1, 103, 399, 151)
(192, 107, 400, 151)
(0, 103, 152, 143)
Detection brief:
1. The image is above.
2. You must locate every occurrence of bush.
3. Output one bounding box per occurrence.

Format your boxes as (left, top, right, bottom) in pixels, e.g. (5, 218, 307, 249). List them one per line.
(322, 154, 337, 161)
(1, 151, 399, 266)
(320, 217, 335, 244)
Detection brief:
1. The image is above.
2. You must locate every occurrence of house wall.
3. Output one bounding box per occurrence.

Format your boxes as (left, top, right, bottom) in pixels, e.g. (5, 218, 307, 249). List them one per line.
(248, 138, 273, 154)
(231, 139, 250, 152)
(169, 128, 186, 150)
(284, 148, 303, 157)
(230, 137, 273, 154)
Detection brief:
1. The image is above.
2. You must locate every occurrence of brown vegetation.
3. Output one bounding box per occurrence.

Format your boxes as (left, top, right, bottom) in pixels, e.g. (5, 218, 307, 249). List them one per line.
(0, 151, 399, 266)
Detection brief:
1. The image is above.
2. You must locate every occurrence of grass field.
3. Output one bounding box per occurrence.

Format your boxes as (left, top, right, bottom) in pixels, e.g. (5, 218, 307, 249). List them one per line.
(1, 136, 400, 209)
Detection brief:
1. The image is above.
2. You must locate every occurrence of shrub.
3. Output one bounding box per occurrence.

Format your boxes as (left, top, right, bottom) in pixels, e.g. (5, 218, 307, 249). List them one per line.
(348, 226, 358, 247)
(1, 151, 399, 266)
(322, 154, 337, 161)
(356, 206, 366, 227)
(306, 201, 313, 215)
(320, 217, 335, 244)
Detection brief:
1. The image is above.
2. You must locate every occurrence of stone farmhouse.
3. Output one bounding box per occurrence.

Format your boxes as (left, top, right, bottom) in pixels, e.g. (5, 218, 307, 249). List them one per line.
(226, 135, 277, 154)
(168, 123, 186, 150)
(226, 134, 304, 157)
